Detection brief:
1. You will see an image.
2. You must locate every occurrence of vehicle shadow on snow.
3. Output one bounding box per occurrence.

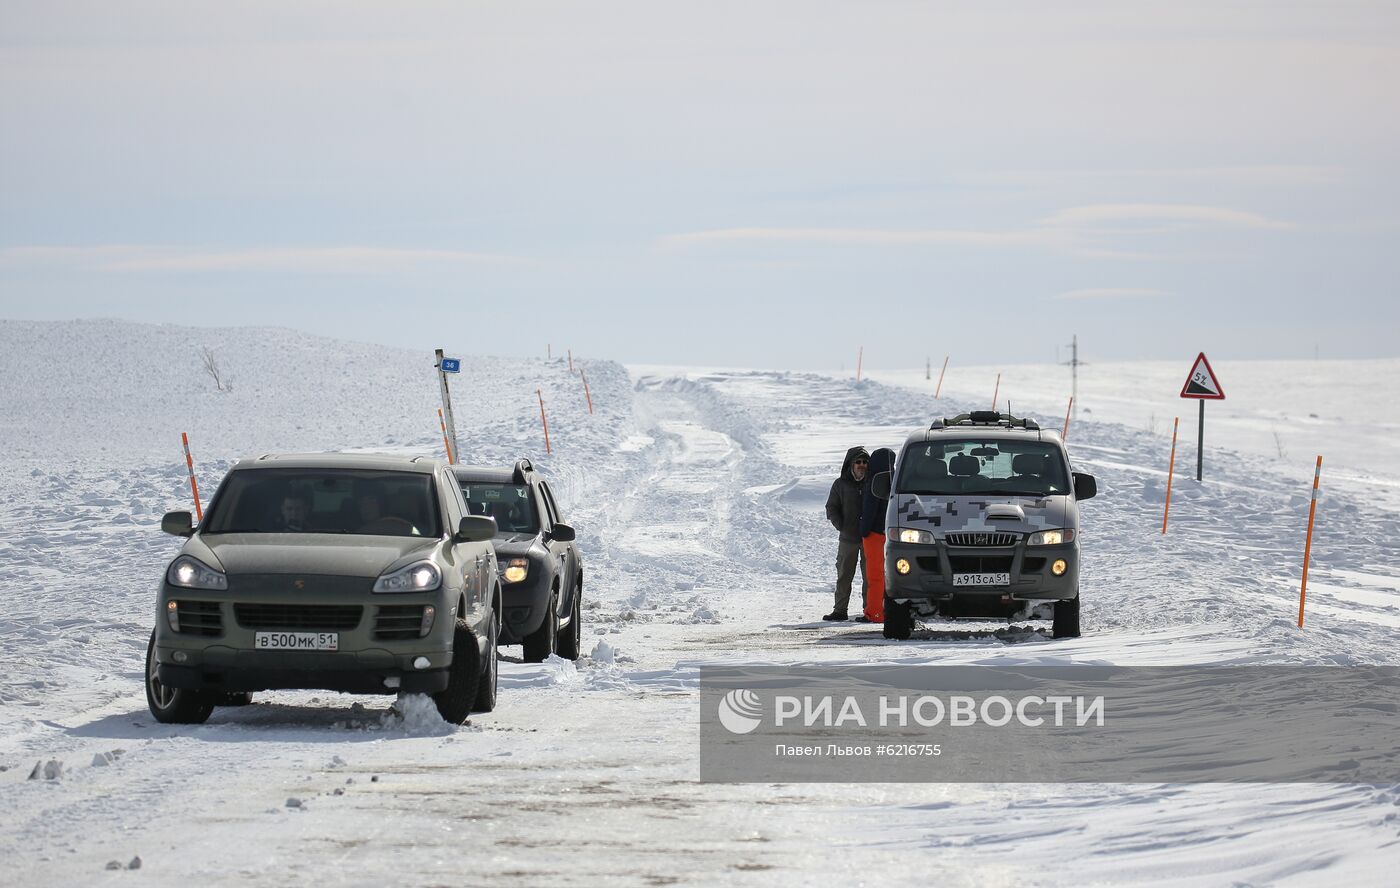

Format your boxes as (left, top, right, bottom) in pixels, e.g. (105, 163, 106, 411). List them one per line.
(774, 621, 1052, 646)
(53, 697, 461, 743)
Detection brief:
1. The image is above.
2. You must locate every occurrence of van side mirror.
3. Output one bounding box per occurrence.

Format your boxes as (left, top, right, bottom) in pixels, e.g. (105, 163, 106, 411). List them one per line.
(1073, 472, 1097, 500)
(457, 515, 497, 543)
(872, 471, 892, 500)
(549, 522, 576, 543)
(162, 511, 194, 537)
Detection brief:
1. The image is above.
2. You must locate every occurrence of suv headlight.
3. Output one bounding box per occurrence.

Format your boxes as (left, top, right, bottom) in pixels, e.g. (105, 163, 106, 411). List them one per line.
(167, 555, 228, 590)
(1027, 529, 1075, 546)
(374, 561, 442, 593)
(895, 527, 935, 545)
(501, 558, 529, 584)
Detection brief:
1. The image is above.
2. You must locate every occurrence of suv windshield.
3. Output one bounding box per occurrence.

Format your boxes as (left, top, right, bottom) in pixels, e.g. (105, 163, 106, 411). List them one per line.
(458, 482, 539, 535)
(203, 469, 442, 537)
(897, 439, 1070, 497)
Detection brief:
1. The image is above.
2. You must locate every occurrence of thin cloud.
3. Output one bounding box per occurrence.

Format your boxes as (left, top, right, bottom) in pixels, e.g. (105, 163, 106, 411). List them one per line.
(980, 165, 1342, 187)
(0, 245, 514, 273)
(1042, 203, 1292, 231)
(658, 227, 1064, 249)
(1055, 288, 1170, 301)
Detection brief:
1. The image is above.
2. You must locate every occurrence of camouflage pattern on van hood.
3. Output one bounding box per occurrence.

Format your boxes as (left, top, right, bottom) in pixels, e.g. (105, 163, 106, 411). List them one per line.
(888, 493, 1073, 536)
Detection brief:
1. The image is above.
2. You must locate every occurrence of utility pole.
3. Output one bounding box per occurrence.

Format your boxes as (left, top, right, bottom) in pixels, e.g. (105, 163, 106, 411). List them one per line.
(434, 348, 461, 464)
(1060, 334, 1083, 423)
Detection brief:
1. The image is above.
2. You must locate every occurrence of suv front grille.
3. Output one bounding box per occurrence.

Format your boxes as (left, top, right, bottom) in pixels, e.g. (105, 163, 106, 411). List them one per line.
(946, 532, 1020, 547)
(374, 605, 426, 640)
(947, 555, 1014, 574)
(233, 604, 363, 631)
(175, 600, 223, 636)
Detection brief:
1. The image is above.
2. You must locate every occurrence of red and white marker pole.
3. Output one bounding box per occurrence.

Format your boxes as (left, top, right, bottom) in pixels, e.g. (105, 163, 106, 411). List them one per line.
(181, 432, 203, 522)
(1297, 455, 1323, 628)
(991, 373, 1000, 411)
(537, 389, 552, 454)
(581, 368, 594, 415)
(1161, 417, 1179, 534)
(1062, 396, 1073, 439)
(856, 346, 863, 382)
(437, 408, 454, 464)
(934, 355, 948, 399)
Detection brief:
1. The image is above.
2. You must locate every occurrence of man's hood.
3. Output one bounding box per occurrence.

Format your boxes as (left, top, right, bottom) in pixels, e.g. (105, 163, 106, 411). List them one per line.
(840, 446, 870, 481)
(891, 493, 1073, 536)
(190, 534, 438, 578)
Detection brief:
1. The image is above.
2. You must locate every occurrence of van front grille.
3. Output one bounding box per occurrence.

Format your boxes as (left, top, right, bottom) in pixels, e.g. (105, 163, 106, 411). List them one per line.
(947, 555, 1014, 574)
(946, 532, 1020, 547)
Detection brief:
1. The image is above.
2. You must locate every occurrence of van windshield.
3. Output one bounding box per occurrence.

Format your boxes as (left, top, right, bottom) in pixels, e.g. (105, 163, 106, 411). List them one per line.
(202, 469, 441, 537)
(897, 440, 1070, 497)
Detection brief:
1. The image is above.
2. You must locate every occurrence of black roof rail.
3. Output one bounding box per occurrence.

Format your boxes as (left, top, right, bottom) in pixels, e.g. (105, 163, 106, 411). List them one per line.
(932, 412, 1040, 431)
(512, 458, 535, 484)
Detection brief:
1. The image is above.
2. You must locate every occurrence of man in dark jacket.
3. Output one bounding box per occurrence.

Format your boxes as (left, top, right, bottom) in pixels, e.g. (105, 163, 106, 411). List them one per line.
(823, 446, 869, 621)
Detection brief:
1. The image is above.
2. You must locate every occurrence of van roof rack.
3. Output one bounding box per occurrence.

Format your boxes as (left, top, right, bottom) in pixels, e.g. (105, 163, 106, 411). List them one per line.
(931, 411, 1040, 431)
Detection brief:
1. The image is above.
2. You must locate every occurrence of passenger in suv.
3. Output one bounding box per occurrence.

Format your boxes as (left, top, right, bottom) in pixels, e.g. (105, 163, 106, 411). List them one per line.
(871, 412, 1097, 640)
(146, 453, 501, 725)
(452, 460, 583, 662)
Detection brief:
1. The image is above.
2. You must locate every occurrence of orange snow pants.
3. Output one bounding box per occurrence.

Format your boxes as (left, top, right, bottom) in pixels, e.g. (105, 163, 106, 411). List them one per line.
(862, 532, 885, 622)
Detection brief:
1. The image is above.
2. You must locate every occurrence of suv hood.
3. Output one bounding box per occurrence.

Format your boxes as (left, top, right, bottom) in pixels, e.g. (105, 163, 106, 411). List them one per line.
(890, 493, 1072, 536)
(190, 534, 438, 578)
(493, 534, 542, 559)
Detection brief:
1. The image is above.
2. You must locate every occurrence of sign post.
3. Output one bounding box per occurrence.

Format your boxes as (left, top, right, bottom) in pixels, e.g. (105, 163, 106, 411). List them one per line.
(1179, 352, 1225, 482)
(434, 348, 461, 464)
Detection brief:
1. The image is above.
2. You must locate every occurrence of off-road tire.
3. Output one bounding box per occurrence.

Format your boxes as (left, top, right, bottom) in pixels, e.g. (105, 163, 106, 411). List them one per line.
(882, 596, 913, 640)
(554, 582, 582, 661)
(433, 620, 482, 724)
(522, 593, 558, 663)
(145, 631, 214, 725)
(473, 604, 499, 713)
(1053, 595, 1081, 639)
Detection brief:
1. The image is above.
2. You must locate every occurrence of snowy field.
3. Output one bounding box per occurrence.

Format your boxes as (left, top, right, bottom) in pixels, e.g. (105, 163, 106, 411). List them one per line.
(2, 320, 1398, 886)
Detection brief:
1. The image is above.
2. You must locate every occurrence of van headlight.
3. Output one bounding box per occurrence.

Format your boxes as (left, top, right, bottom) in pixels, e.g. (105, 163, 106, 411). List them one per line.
(167, 555, 228, 590)
(896, 528, 935, 544)
(374, 561, 442, 593)
(1027, 529, 1075, 546)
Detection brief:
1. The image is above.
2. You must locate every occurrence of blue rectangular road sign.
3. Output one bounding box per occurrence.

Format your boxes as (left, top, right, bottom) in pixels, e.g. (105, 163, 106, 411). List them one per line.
(440, 358, 461, 373)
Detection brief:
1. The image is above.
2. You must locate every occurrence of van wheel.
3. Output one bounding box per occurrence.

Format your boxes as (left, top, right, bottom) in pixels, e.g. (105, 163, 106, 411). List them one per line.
(473, 605, 499, 713)
(554, 584, 582, 661)
(522, 593, 558, 663)
(433, 620, 482, 724)
(145, 631, 214, 725)
(882, 597, 912, 640)
(1053, 595, 1081, 639)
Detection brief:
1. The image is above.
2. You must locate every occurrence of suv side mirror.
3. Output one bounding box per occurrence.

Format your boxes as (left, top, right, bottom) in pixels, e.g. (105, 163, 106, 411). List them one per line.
(871, 471, 892, 500)
(549, 522, 576, 543)
(162, 511, 195, 537)
(1073, 472, 1097, 500)
(457, 515, 497, 543)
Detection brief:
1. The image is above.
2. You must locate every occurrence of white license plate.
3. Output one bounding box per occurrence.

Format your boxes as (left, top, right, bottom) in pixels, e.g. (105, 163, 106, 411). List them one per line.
(254, 631, 339, 651)
(953, 573, 1011, 587)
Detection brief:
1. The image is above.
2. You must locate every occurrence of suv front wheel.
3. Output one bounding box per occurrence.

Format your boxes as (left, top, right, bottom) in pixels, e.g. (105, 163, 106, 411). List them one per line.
(145, 631, 214, 724)
(433, 620, 483, 724)
(522, 593, 558, 663)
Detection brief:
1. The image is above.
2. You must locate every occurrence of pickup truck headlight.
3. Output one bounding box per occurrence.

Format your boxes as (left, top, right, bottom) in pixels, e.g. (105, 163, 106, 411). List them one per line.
(374, 561, 442, 593)
(895, 528, 935, 544)
(1027, 529, 1075, 546)
(167, 555, 228, 590)
(501, 558, 529, 584)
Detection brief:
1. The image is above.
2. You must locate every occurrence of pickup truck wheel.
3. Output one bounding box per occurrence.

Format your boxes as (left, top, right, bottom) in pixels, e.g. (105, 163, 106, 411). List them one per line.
(145, 631, 214, 725)
(433, 620, 482, 725)
(521, 593, 558, 663)
(473, 606, 499, 713)
(882, 597, 912, 640)
(554, 584, 582, 661)
(1053, 595, 1081, 639)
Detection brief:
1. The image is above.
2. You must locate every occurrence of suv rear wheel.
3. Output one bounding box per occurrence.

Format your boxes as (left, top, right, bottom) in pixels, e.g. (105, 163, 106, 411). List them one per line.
(473, 603, 499, 713)
(554, 583, 582, 661)
(522, 592, 558, 663)
(145, 631, 214, 724)
(434, 619, 482, 724)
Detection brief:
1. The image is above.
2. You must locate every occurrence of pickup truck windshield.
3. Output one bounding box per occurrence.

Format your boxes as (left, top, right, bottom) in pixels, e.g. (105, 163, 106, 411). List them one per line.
(203, 469, 441, 537)
(897, 439, 1070, 497)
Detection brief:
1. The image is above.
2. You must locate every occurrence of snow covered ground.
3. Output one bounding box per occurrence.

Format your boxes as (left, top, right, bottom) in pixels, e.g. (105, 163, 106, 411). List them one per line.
(2, 320, 1398, 886)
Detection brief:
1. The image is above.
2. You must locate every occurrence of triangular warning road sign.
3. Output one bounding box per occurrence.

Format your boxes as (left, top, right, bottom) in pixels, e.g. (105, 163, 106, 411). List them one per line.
(1180, 352, 1225, 400)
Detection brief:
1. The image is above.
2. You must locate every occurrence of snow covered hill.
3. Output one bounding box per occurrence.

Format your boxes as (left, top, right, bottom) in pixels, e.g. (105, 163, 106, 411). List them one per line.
(1, 320, 1397, 886)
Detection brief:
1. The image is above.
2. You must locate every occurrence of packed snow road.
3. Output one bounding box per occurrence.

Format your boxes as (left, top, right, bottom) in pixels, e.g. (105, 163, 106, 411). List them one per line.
(1, 322, 1398, 886)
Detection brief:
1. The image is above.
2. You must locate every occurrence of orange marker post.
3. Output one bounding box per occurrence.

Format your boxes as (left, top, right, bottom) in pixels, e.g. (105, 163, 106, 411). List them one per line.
(181, 432, 203, 522)
(568, 350, 574, 374)
(1297, 455, 1323, 628)
(1161, 417, 1179, 534)
(856, 346, 863, 382)
(580, 368, 594, 415)
(1062, 396, 1074, 439)
(934, 356, 948, 399)
(537, 389, 552, 454)
(437, 408, 454, 464)
(991, 373, 1000, 411)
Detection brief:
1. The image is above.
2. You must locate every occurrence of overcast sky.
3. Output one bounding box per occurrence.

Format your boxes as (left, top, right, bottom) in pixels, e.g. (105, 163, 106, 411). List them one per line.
(2, 1, 1397, 368)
